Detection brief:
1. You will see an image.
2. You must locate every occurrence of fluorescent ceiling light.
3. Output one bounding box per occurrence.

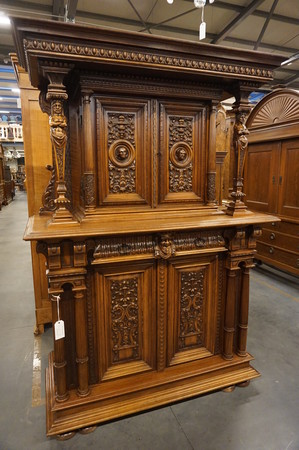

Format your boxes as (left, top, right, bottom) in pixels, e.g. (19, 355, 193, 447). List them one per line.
(0, 12, 10, 26)
(11, 88, 20, 93)
(0, 110, 10, 113)
(281, 53, 299, 66)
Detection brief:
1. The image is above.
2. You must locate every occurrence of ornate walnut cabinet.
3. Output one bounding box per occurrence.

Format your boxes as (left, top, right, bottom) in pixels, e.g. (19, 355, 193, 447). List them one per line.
(11, 17, 284, 438)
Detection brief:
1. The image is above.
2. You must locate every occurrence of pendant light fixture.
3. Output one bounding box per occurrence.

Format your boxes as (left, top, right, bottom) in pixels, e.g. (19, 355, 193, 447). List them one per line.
(166, 0, 215, 40)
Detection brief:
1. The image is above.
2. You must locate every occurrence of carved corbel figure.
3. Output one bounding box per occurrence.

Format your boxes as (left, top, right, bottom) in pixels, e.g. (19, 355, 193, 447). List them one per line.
(155, 234, 176, 259)
(226, 107, 250, 215)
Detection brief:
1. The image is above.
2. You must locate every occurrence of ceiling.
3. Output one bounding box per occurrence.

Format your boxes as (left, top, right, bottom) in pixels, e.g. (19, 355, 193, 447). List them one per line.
(0, 0, 299, 118)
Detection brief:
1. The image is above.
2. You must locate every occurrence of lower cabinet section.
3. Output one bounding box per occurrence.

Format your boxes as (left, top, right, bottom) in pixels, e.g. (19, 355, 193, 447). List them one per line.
(41, 225, 262, 437)
(46, 351, 259, 436)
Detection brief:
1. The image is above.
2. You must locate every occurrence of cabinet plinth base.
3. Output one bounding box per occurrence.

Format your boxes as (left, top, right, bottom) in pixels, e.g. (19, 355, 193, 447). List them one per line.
(46, 352, 260, 437)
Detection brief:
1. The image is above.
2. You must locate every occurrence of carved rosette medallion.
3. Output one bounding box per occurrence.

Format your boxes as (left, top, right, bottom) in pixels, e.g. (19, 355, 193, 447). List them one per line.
(110, 278, 139, 363)
(108, 113, 136, 194)
(169, 117, 193, 192)
(179, 270, 205, 350)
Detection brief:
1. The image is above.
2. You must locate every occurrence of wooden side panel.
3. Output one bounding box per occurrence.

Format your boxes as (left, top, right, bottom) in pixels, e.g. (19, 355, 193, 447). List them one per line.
(158, 102, 206, 206)
(244, 142, 280, 213)
(18, 73, 53, 331)
(95, 261, 156, 381)
(278, 138, 299, 218)
(96, 97, 151, 207)
(167, 255, 219, 367)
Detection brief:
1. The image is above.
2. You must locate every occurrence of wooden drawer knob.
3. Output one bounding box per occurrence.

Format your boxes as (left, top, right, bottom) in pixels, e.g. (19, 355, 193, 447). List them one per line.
(269, 247, 274, 254)
(270, 233, 276, 240)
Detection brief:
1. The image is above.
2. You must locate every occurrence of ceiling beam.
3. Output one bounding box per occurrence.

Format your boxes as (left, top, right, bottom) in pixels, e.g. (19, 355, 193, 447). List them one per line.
(139, 7, 195, 33)
(211, 0, 266, 44)
(0, 0, 51, 15)
(127, 0, 151, 33)
(52, 0, 64, 19)
(66, 0, 78, 22)
(254, 0, 279, 50)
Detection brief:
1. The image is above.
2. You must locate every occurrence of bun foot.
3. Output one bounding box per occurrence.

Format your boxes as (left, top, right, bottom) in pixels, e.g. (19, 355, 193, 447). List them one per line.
(222, 385, 236, 393)
(56, 431, 76, 441)
(79, 425, 97, 435)
(238, 380, 250, 388)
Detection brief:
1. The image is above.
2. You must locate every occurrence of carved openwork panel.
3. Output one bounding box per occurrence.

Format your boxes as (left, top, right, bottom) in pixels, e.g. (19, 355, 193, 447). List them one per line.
(95, 262, 156, 381)
(167, 255, 220, 366)
(96, 97, 151, 206)
(159, 102, 206, 204)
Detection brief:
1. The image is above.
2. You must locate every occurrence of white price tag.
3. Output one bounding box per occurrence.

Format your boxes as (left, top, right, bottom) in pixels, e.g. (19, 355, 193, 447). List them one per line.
(199, 21, 206, 40)
(54, 320, 65, 340)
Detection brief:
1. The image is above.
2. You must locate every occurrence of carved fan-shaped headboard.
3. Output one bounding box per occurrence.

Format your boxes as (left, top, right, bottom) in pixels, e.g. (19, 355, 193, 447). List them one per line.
(247, 89, 299, 129)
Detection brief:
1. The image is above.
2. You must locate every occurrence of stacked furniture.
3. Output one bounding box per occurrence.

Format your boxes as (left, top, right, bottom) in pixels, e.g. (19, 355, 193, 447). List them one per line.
(245, 89, 299, 276)
(12, 17, 283, 438)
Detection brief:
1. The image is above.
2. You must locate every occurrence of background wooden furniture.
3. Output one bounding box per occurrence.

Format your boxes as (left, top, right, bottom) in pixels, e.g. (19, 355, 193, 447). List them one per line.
(12, 17, 283, 438)
(245, 89, 299, 277)
(11, 56, 52, 333)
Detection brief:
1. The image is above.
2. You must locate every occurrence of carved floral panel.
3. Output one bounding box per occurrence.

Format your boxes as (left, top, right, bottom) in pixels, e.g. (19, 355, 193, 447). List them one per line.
(179, 269, 205, 350)
(110, 277, 140, 363)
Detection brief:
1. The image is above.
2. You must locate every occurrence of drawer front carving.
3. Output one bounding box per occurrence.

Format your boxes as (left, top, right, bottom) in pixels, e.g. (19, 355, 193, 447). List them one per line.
(167, 255, 221, 366)
(96, 97, 151, 206)
(95, 262, 156, 380)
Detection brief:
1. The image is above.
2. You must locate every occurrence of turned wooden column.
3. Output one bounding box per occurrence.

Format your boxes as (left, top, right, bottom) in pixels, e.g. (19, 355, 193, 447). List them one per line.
(237, 265, 250, 356)
(82, 91, 96, 210)
(51, 293, 69, 402)
(223, 268, 238, 360)
(73, 288, 90, 397)
(207, 101, 218, 205)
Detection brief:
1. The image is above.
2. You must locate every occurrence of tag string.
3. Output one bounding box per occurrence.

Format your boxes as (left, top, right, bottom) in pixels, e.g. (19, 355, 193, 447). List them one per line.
(52, 294, 61, 321)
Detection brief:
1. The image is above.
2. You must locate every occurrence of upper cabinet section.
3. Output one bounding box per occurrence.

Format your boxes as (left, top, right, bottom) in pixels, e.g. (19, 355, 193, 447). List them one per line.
(10, 17, 285, 223)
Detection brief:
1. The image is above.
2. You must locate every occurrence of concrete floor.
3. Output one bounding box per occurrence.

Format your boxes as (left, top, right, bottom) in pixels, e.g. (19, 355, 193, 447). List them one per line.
(0, 191, 299, 450)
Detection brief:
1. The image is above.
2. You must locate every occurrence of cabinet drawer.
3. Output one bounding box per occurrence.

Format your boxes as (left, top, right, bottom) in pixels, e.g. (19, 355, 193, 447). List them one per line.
(257, 242, 299, 270)
(265, 220, 299, 237)
(259, 229, 299, 252)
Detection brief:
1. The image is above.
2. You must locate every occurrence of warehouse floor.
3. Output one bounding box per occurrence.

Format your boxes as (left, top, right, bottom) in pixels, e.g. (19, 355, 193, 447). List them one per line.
(0, 191, 298, 450)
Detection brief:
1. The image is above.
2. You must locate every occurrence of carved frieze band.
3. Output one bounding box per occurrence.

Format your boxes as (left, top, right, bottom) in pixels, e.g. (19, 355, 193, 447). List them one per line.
(169, 117, 193, 193)
(179, 270, 205, 350)
(107, 113, 136, 194)
(93, 231, 225, 260)
(110, 277, 139, 363)
(24, 39, 274, 80)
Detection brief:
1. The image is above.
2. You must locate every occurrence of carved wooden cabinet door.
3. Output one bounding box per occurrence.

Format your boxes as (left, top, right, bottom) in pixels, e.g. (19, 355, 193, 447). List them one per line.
(158, 101, 206, 206)
(167, 254, 222, 367)
(244, 141, 280, 213)
(278, 138, 299, 218)
(95, 261, 156, 381)
(96, 96, 152, 207)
